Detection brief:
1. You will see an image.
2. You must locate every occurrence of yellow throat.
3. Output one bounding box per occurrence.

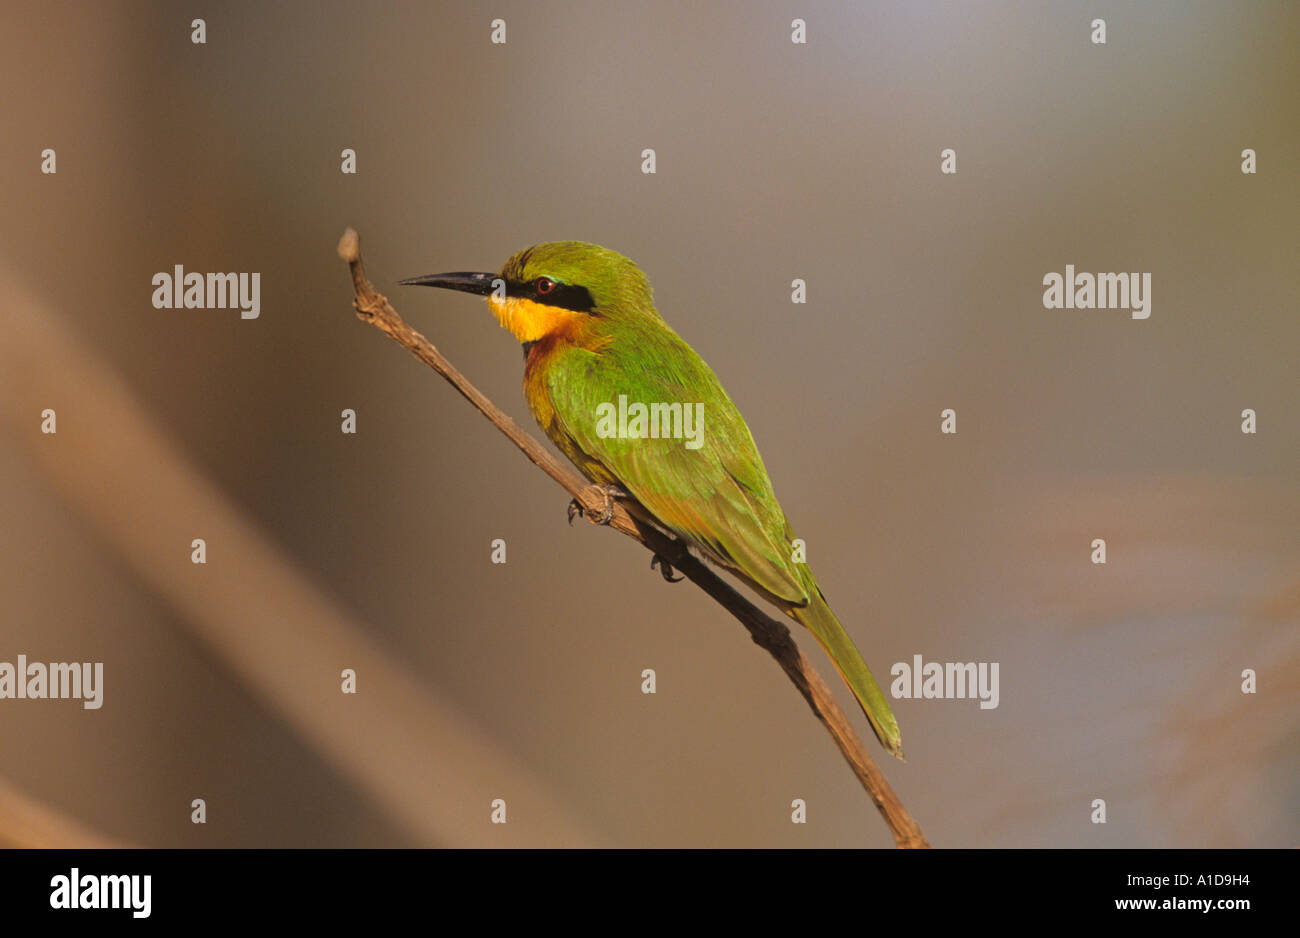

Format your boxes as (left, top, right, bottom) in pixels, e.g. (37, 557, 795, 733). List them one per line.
(488, 295, 585, 343)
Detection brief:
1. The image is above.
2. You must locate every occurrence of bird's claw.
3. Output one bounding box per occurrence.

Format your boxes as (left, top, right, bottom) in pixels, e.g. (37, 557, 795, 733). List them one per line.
(650, 554, 685, 582)
(568, 484, 626, 526)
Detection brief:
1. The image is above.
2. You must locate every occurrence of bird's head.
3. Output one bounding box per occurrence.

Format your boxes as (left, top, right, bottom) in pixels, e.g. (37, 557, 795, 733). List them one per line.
(400, 241, 656, 345)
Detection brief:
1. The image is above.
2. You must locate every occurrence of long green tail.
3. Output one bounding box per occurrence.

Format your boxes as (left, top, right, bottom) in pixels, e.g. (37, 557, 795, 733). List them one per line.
(792, 591, 903, 759)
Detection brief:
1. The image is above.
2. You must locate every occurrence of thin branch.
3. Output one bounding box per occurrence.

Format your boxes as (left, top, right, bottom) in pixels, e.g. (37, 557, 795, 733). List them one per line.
(339, 228, 930, 848)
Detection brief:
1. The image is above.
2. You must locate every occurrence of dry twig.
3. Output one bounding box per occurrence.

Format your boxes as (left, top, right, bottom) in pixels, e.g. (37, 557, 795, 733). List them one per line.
(339, 228, 930, 848)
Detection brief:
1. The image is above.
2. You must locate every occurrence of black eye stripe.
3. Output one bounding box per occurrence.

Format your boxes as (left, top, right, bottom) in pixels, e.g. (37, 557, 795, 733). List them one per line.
(507, 278, 596, 313)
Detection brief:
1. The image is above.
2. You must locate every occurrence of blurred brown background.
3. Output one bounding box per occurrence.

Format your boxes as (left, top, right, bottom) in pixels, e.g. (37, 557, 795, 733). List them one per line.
(0, 0, 1295, 847)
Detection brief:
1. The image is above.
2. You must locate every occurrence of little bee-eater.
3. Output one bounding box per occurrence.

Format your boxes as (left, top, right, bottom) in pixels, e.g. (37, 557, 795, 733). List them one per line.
(402, 242, 903, 758)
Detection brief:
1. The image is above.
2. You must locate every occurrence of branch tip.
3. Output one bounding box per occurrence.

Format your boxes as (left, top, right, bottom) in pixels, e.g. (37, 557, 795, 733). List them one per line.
(337, 227, 360, 264)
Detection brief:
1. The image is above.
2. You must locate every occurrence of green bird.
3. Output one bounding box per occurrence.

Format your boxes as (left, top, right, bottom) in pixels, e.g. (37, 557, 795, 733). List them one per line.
(401, 242, 903, 758)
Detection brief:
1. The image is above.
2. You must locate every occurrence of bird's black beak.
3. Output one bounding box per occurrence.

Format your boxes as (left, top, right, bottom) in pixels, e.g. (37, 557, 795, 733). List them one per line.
(397, 271, 498, 296)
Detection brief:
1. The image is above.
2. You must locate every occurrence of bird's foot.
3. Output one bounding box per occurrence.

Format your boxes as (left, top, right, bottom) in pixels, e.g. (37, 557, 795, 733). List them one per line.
(568, 484, 628, 526)
(650, 554, 685, 582)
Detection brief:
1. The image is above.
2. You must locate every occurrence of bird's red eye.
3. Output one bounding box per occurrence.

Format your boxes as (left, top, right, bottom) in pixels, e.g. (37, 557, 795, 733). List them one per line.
(536, 277, 555, 295)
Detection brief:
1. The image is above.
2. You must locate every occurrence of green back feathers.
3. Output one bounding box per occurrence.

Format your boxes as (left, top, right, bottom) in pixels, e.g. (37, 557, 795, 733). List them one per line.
(540, 312, 810, 607)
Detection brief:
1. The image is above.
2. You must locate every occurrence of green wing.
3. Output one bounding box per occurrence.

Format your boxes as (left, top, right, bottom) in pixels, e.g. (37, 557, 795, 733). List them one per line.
(546, 322, 808, 606)
(543, 319, 904, 757)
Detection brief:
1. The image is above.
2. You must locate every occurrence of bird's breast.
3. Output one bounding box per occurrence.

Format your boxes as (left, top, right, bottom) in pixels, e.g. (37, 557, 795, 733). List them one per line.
(522, 338, 619, 486)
